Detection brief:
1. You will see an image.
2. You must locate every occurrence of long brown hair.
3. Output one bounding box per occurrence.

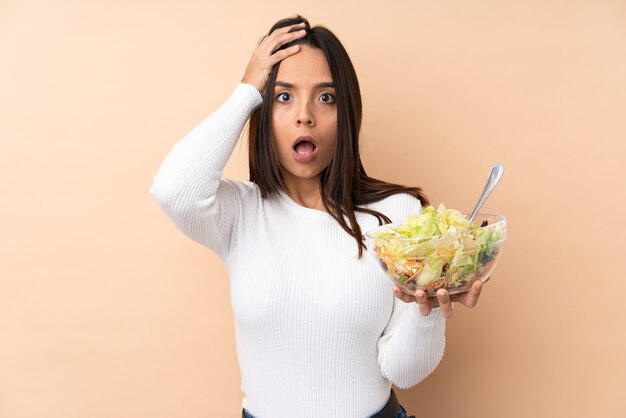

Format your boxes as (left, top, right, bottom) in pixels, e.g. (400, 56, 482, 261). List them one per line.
(249, 15, 429, 258)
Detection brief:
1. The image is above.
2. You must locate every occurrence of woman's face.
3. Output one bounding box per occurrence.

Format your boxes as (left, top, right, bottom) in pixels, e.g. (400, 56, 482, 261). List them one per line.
(271, 45, 337, 187)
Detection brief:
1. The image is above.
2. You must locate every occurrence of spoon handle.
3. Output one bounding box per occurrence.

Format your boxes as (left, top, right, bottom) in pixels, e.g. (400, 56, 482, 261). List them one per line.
(469, 163, 505, 223)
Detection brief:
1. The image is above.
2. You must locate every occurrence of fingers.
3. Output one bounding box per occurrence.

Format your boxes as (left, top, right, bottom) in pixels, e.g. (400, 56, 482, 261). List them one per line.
(264, 23, 307, 56)
(393, 286, 416, 303)
(396, 286, 478, 318)
(415, 290, 434, 316)
(393, 286, 436, 318)
(242, 23, 307, 92)
(460, 280, 482, 308)
(271, 44, 302, 64)
(274, 21, 306, 35)
(434, 289, 453, 318)
(411, 289, 448, 317)
(409, 281, 484, 318)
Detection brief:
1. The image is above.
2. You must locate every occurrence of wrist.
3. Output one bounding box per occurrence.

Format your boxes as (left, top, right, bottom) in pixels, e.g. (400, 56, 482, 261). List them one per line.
(241, 77, 264, 95)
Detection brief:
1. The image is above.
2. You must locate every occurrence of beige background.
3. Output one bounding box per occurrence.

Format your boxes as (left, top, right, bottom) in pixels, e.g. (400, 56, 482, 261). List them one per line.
(1, 0, 625, 417)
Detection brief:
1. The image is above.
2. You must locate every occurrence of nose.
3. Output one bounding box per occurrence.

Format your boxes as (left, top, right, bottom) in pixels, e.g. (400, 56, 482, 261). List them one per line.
(296, 101, 315, 127)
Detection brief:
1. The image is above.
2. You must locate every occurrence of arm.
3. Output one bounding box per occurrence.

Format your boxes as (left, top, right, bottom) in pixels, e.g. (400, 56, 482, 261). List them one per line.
(373, 193, 446, 388)
(375, 193, 484, 387)
(377, 299, 446, 389)
(149, 83, 262, 259)
(150, 23, 307, 259)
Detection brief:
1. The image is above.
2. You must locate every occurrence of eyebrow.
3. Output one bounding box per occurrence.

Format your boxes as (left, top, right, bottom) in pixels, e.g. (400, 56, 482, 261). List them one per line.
(274, 81, 335, 88)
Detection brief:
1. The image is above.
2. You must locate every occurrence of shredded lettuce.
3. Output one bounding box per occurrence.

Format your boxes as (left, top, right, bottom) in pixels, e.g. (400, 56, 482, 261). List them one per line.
(369, 204, 505, 293)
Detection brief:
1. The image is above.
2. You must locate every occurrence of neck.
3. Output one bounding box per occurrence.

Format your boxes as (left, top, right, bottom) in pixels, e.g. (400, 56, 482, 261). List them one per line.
(282, 175, 325, 211)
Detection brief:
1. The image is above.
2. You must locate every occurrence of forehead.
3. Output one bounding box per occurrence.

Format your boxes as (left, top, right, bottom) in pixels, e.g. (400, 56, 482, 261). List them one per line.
(275, 45, 333, 83)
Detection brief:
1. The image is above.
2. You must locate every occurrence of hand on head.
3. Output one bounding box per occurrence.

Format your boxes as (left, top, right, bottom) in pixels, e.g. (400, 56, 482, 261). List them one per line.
(242, 22, 307, 93)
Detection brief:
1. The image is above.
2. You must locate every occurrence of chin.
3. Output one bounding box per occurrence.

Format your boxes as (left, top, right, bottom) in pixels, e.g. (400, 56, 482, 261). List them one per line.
(283, 167, 324, 181)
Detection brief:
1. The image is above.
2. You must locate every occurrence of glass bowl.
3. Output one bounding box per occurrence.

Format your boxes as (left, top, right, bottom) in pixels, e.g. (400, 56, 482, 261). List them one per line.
(364, 213, 507, 297)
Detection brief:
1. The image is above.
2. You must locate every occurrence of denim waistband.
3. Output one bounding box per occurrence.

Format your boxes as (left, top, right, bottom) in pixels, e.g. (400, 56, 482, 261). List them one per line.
(241, 389, 413, 418)
(242, 406, 410, 418)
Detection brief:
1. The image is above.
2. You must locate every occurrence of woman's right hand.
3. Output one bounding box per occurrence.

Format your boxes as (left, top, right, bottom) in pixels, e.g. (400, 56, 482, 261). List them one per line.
(241, 22, 307, 94)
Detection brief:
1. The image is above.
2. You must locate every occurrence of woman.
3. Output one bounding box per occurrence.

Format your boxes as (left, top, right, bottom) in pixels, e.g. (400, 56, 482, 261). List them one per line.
(150, 15, 482, 418)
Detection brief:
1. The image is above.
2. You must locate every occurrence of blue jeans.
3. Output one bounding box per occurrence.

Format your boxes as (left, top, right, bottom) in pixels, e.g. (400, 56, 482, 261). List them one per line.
(395, 406, 410, 418)
(242, 405, 411, 418)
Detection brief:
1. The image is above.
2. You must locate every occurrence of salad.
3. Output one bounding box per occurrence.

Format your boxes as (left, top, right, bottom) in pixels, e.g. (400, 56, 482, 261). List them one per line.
(367, 204, 505, 296)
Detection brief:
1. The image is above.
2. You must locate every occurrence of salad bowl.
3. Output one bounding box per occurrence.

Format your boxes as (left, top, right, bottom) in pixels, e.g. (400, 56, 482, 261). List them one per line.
(364, 205, 507, 297)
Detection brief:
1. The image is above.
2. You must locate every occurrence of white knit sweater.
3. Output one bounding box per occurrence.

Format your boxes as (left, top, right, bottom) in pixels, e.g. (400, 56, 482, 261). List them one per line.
(149, 83, 446, 418)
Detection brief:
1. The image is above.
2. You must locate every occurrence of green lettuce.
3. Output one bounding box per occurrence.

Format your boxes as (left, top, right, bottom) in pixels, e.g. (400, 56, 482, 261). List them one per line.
(371, 203, 504, 288)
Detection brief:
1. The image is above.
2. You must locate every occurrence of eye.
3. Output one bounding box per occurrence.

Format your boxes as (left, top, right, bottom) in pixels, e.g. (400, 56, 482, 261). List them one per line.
(276, 92, 291, 102)
(319, 92, 336, 103)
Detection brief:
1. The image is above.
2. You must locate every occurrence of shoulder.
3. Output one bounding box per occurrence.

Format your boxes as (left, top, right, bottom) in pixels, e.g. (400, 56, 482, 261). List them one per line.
(366, 193, 423, 224)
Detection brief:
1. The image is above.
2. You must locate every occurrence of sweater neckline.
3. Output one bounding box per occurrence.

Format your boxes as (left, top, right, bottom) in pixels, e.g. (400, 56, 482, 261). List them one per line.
(277, 190, 335, 221)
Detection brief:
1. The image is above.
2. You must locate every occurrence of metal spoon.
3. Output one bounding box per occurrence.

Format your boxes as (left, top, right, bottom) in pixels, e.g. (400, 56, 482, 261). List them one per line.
(468, 163, 505, 223)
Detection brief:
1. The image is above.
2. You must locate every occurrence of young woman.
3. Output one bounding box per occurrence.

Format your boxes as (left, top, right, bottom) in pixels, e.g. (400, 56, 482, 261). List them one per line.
(150, 15, 482, 418)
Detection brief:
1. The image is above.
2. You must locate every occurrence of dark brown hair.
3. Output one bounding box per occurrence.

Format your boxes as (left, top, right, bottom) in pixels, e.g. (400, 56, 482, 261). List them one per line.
(249, 15, 429, 258)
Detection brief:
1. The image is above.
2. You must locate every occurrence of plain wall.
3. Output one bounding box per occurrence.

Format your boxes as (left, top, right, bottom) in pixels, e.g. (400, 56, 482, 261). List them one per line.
(1, 0, 625, 417)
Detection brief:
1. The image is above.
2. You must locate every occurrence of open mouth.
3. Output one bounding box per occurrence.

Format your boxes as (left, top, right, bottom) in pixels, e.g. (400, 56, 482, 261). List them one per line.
(293, 137, 317, 155)
(292, 136, 318, 163)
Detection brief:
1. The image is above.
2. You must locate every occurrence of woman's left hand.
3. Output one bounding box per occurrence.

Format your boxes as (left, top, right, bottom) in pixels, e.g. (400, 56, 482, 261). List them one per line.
(392, 280, 483, 318)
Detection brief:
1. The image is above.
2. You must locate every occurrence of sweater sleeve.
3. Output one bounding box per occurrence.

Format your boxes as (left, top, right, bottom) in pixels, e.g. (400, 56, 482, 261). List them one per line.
(149, 83, 263, 260)
(377, 300, 446, 389)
